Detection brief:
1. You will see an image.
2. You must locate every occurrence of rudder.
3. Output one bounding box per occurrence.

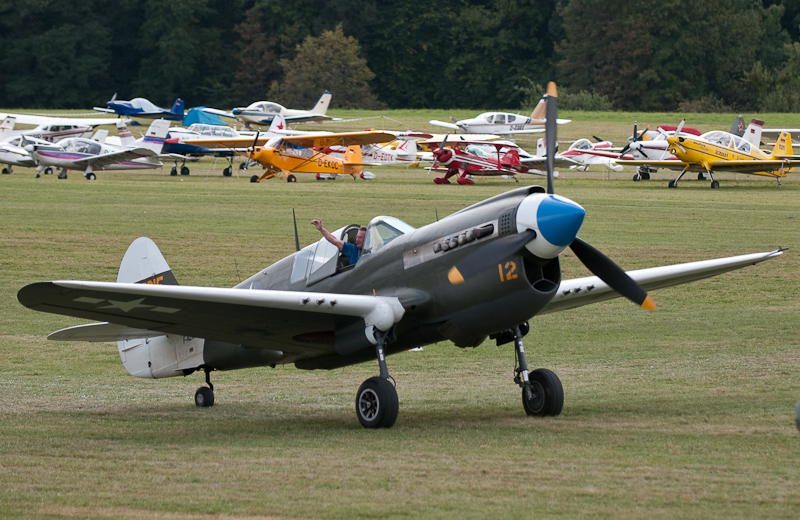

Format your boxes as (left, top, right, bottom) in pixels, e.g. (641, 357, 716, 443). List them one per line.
(118, 237, 179, 285)
(771, 131, 793, 158)
(310, 91, 332, 115)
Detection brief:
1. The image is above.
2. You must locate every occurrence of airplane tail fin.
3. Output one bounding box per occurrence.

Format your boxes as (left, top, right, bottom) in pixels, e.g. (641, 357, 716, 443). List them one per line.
(91, 129, 108, 145)
(530, 95, 547, 121)
(395, 140, 417, 161)
(730, 115, 746, 137)
(171, 99, 185, 116)
(500, 148, 521, 166)
(342, 145, 363, 174)
(268, 114, 287, 133)
(536, 138, 545, 157)
(118, 237, 179, 285)
(771, 131, 792, 157)
(310, 90, 332, 115)
(139, 119, 171, 153)
(743, 118, 764, 148)
(0, 116, 16, 137)
(116, 121, 136, 146)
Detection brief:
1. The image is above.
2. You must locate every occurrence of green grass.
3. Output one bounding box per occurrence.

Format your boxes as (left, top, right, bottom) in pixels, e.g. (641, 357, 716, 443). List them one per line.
(1, 120, 800, 518)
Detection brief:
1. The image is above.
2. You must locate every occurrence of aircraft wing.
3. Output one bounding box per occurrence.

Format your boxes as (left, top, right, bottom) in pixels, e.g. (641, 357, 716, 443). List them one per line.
(0, 112, 128, 127)
(541, 249, 783, 315)
(200, 108, 236, 119)
(17, 281, 405, 356)
(616, 159, 689, 171)
(71, 148, 156, 168)
(519, 156, 580, 168)
(429, 120, 462, 131)
(706, 160, 798, 174)
(280, 132, 396, 148)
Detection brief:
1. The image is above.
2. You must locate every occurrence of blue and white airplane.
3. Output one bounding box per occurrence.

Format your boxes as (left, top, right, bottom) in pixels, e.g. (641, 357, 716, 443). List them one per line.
(94, 94, 185, 121)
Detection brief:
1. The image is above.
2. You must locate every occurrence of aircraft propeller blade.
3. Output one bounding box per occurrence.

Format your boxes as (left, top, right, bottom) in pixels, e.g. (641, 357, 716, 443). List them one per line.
(619, 121, 650, 157)
(592, 136, 605, 143)
(545, 81, 558, 195)
(675, 118, 685, 136)
(243, 130, 260, 172)
(568, 237, 656, 310)
(292, 208, 300, 252)
(427, 132, 449, 174)
(447, 230, 537, 284)
(449, 116, 458, 124)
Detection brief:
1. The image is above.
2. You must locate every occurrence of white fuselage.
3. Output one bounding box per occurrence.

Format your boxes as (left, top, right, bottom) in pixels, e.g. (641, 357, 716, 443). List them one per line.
(31, 138, 161, 171)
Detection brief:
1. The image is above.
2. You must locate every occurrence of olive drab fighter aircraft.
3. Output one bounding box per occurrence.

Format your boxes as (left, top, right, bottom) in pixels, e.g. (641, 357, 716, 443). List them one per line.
(618, 119, 799, 188)
(18, 83, 783, 429)
(184, 123, 396, 182)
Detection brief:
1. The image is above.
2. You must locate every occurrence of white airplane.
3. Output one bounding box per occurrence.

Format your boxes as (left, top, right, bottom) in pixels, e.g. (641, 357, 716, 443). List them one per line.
(560, 138, 630, 172)
(429, 94, 571, 136)
(203, 91, 336, 129)
(0, 111, 129, 142)
(26, 119, 171, 180)
(0, 134, 52, 174)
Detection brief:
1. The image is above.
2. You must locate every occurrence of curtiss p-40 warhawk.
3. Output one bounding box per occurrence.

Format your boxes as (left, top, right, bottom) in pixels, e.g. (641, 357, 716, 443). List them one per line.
(18, 84, 782, 429)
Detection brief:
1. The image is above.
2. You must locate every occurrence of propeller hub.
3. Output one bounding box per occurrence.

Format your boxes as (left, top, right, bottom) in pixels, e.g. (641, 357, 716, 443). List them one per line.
(516, 193, 585, 259)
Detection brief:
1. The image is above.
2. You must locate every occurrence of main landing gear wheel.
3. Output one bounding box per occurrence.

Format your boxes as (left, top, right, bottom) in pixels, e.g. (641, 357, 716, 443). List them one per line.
(710, 180, 719, 189)
(44, 167, 54, 176)
(633, 173, 641, 181)
(287, 174, 296, 183)
(170, 167, 178, 176)
(250, 175, 259, 183)
(85, 172, 96, 180)
(697, 172, 706, 181)
(2, 167, 9, 174)
(57, 171, 67, 180)
(180, 166, 190, 175)
(195, 368, 215, 408)
(522, 368, 564, 416)
(668, 180, 677, 188)
(222, 166, 232, 177)
(356, 376, 398, 428)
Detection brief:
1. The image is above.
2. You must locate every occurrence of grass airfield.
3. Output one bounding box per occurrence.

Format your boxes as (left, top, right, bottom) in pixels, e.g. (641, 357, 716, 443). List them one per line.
(1, 111, 800, 518)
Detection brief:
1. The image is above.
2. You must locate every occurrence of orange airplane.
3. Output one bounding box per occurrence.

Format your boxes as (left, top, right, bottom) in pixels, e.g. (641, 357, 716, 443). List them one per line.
(187, 126, 395, 183)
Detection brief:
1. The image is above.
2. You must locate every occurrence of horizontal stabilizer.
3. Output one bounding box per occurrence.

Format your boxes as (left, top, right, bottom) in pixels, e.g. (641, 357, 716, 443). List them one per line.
(48, 322, 164, 342)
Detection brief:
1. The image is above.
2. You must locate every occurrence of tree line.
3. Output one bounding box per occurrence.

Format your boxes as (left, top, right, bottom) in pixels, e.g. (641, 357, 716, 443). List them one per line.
(0, 0, 798, 112)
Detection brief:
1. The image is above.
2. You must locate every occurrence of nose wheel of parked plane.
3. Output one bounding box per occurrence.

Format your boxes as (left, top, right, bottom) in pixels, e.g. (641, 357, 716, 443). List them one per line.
(508, 324, 563, 417)
(356, 330, 398, 428)
(194, 367, 215, 408)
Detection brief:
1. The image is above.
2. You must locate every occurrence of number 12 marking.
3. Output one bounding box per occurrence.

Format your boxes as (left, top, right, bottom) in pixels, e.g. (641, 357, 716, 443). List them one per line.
(498, 261, 518, 282)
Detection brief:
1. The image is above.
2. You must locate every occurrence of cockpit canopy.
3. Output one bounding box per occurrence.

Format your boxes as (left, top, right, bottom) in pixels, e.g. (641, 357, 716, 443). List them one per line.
(186, 124, 237, 137)
(702, 130, 751, 154)
(62, 138, 101, 155)
(246, 102, 283, 114)
(568, 138, 593, 151)
(128, 98, 160, 112)
(362, 216, 415, 257)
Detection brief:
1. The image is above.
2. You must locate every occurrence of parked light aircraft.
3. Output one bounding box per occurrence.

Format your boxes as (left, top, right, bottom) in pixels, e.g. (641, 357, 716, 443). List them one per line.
(619, 119, 798, 188)
(429, 95, 570, 136)
(26, 119, 171, 180)
(0, 111, 127, 141)
(94, 94, 185, 121)
(203, 91, 335, 129)
(0, 134, 51, 174)
(322, 132, 433, 167)
(185, 127, 395, 182)
(560, 138, 631, 172)
(17, 82, 782, 428)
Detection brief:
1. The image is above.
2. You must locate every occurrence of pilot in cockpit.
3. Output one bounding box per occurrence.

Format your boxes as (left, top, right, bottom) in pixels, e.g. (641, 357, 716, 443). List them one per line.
(312, 219, 366, 266)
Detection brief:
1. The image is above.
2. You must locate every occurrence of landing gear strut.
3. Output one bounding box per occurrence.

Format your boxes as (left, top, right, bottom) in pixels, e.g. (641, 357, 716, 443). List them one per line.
(511, 325, 563, 416)
(171, 158, 190, 176)
(194, 367, 215, 407)
(355, 329, 398, 428)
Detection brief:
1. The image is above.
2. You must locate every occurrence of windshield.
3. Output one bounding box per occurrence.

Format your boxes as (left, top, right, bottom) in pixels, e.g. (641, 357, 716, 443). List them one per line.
(130, 98, 159, 112)
(568, 138, 592, 150)
(703, 131, 732, 148)
(362, 216, 415, 256)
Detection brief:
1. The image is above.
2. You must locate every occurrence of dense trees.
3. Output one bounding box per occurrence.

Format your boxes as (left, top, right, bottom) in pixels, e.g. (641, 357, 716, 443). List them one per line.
(0, 0, 797, 111)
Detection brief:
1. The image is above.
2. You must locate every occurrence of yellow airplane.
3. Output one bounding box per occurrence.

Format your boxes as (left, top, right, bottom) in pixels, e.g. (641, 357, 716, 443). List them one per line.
(187, 128, 395, 183)
(619, 119, 797, 188)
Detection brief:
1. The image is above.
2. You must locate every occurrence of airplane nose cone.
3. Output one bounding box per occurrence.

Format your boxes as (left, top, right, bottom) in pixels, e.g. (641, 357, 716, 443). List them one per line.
(536, 195, 585, 247)
(516, 193, 585, 259)
(232, 109, 241, 115)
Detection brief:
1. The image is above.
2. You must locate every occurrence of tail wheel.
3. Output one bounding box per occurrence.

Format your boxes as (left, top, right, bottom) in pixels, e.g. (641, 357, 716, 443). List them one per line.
(522, 368, 563, 417)
(356, 377, 398, 428)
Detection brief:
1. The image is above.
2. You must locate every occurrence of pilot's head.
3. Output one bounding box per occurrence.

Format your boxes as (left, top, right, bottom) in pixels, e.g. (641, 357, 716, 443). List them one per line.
(356, 226, 367, 249)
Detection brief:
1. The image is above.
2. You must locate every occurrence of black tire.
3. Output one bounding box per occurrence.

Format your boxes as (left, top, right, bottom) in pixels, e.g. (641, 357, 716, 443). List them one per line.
(710, 180, 719, 189)
(698, 172, 705, 181)
(632, 173, 641, 182)
(250, 175, 259, 183)
(356, 376, 398, 428)
(668, 180, 677, 188)
(522, 368, 563, 417)
(287, 174, 296, 183)
(222, 166, 232, 177)
(2, 167, 8, 174)
(170, 167, 177, 176)
(86, 173, 96, 180)
(641, 172, 651, 180)
(44, 167, 53, 175)
(195, 387, 214, 408)
(239, 162, 246, 170)
(180, 166, 190, 176)
(57, 171, 67, 180)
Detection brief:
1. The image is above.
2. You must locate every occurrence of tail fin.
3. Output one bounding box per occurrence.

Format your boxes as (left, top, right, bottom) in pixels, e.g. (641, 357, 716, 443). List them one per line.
(536, 138, 545, 157)
(500, 148, 521, 166)
(117, 237, 179, 285)
(342, 145, 363, 174)
(395, 140, 417, 161)
(0, 116, 16, 137)
(530, 95, 547, 121)
(730, 115, 746, 137)
(268, 114, 287, 133)
(771, 131, 792, 157)
(171, 98, 185, 116)
(91, 129, 108, 145)
(310, 90, 332, 115)
(138, 119, 171, 153)
(743, 118, 763, 148)
(116, 121, 136, 146)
